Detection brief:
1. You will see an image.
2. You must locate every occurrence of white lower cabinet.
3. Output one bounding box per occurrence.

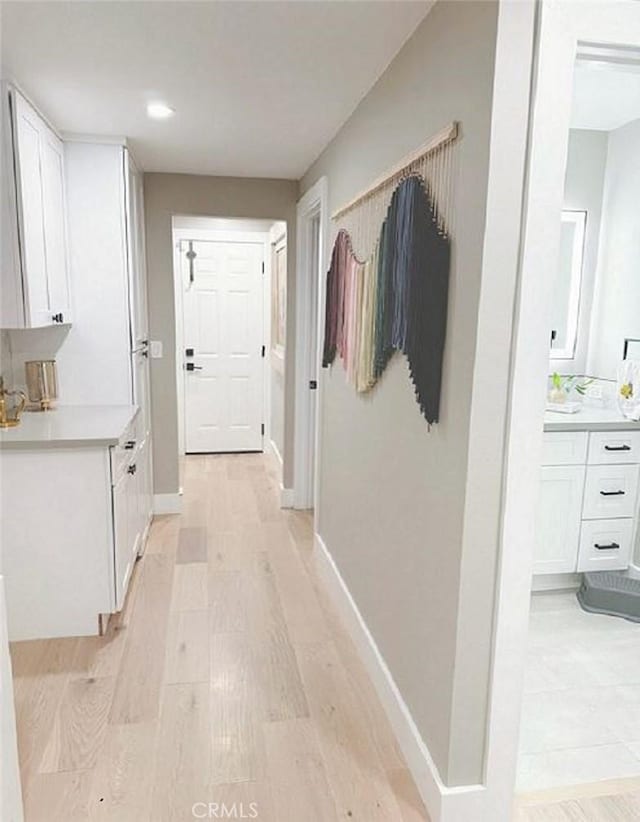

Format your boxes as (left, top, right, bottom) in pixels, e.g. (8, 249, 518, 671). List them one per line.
(111, 428, 152, 612)
(113, 461, 139, 612)
(1, 411, 152, 641)
(534, 465, 585, 574)
(534, 430, 640, 580)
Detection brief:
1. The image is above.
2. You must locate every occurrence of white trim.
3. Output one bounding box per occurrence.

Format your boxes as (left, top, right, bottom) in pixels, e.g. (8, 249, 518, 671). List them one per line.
(313, 532, 485, 822)
(153, 492, 183, 515)
(268, 437, 283, 468)
(489, 2, 640, 818)
(171, 223, 274, 456)
(293, 176, 329, 510)
(531, 573, 581, 593)
(280, 485, 295, 509)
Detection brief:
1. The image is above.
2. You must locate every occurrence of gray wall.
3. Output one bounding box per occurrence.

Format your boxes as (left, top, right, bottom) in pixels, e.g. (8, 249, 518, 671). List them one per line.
(557, 129, 608, 374)
(588, 118, 640, 379)
(143, 173, 298, 494)
(300, 0, 499, 786)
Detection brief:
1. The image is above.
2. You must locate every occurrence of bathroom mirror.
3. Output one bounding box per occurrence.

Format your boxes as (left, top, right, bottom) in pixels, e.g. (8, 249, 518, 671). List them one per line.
(549, 209, 586, 360)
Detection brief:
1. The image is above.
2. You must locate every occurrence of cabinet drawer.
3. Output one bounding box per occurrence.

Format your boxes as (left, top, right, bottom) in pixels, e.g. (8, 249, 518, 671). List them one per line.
(577, 519, 634, 572)
(588, 431, 640, 465)
(541, 432, 588, 466)
(582, 464, 640, 520)
(109, 422, 137, 482)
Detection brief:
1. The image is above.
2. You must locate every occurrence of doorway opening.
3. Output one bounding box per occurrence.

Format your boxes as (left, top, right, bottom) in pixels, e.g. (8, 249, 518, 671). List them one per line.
(511, 30, 640, 811)
(172, 216, 287, 477)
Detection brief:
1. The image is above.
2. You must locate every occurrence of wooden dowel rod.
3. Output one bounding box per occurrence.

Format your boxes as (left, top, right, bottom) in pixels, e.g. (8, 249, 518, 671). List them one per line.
(331, 121, 459, 221)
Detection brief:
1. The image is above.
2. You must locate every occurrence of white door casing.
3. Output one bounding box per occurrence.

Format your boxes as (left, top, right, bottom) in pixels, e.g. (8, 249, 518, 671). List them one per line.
(182, 239, 265, 453)
(294, 176, 329, 510)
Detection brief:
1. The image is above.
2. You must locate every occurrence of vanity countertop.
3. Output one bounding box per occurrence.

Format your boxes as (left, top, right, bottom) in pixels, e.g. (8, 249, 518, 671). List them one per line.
(544, 405, 640, 432)
(0, 405, 138, 449)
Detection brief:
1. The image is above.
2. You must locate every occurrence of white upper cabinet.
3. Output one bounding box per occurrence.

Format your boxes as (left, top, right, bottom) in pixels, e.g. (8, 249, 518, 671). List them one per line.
(1, 88, 72, 328)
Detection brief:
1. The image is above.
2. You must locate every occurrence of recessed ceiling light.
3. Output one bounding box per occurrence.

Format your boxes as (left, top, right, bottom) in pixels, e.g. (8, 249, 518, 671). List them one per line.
(147, 102, 175, 120)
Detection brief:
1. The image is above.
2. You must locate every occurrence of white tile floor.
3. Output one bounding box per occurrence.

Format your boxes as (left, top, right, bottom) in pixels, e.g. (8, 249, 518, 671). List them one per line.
(517, 591, 640, 792)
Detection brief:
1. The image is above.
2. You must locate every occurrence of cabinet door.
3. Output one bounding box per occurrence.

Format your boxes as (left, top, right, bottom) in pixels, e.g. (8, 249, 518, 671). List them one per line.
(137, 436, 153, 551)
(112, 469, 131, 611)
(132, 347, 151, 439)
(40, 125, 71, 322)
(533, 465, 585, 575)
(125, 151, 148, 347)
(13, 92, 50, 326)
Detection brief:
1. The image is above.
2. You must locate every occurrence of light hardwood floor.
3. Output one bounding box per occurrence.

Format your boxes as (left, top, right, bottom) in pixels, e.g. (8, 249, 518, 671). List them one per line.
(12, 452, 640, 821)
(10, 452, 430, 821)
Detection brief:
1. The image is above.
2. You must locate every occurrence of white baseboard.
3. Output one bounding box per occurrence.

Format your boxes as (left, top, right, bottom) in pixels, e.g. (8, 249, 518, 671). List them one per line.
(269, 438, 283, 467)
(313, 532, 485, 822)
(280, 485, 295, 508)
(532, 573, 581, 592)
(153, 492, 182, 515)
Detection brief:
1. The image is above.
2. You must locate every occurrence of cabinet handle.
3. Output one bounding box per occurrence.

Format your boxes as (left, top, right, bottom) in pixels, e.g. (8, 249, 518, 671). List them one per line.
(595, 542, 620, 550)
(124, 440, 136, 450)
(604, 444, 631, 452)
(599, 490, 625, 496)
(127, 463, 137, 475)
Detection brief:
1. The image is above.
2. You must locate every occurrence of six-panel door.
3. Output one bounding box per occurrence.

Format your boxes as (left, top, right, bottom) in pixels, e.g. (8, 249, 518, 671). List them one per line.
(183, 240, 265, 453)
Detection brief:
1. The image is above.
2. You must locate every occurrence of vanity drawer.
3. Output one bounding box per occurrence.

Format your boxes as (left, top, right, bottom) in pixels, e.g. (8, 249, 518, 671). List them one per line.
(577, 518, 634, 572)
(588, 431, 640, 465)
(582, 464, 640, 520)
(541, 432, 588, 466)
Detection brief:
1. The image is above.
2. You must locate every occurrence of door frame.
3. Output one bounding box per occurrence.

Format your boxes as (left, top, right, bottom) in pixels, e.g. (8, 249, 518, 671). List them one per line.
(293, 176, 328, 510)
(488, 1, 640, 816)
(172, 225, 272, 456)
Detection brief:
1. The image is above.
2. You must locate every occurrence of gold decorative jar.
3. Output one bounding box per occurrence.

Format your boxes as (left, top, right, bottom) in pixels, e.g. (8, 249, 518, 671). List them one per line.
(0, 377, 26, 428)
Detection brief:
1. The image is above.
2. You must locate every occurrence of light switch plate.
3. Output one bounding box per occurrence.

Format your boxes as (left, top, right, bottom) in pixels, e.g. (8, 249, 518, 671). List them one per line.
(150, 340, 163, 359)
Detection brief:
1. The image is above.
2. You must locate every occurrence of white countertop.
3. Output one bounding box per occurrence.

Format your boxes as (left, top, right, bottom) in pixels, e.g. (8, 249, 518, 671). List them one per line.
(0, 405, 138, 448)
(544, 405, 640, 432)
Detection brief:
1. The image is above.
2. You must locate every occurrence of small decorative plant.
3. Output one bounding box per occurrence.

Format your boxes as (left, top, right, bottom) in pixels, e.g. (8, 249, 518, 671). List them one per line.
(549, 372, 593, 404)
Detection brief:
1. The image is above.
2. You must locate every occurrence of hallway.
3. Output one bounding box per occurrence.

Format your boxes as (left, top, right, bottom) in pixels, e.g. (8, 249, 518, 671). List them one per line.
(9, 453, 429, 821)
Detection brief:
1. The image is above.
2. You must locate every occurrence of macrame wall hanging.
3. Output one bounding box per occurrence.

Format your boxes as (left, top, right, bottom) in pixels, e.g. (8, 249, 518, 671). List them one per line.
(322, 122, 459, 426)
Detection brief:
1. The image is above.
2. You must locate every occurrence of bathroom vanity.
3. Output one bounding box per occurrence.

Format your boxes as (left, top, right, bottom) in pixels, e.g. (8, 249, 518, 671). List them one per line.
(534, 408, 640, 587)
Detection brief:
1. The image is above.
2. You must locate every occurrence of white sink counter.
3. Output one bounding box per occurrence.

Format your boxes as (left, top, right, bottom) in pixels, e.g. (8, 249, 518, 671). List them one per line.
(0, 405, 138, 449)
(544, 405, 640, 432)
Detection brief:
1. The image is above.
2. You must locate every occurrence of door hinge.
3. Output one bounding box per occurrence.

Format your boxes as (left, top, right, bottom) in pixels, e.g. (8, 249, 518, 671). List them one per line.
(261, 345, 265, 358)
(261, 423, 265, 436)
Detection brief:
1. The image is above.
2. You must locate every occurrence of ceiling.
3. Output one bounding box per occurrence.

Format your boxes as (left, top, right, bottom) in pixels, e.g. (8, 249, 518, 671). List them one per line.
(1, 1, 430, 179)
(571, 61, 640, 131)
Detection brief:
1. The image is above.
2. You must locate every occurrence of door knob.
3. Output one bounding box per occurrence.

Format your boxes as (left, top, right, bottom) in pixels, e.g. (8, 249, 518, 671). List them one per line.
(186, 363, 203, 371)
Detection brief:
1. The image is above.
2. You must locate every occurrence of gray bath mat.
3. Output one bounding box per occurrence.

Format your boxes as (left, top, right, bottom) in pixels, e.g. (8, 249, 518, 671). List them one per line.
(577, 571, 640, 623)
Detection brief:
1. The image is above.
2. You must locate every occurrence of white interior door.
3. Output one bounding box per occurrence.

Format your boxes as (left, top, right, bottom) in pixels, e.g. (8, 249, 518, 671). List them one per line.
(182, 239, 264, 453)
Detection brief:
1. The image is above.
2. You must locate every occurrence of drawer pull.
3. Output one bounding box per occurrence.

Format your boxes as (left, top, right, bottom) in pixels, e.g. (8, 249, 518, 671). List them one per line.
(595, 542, 620, 551)
(604, 444, 631, 452)
(600, 490, 625, 496)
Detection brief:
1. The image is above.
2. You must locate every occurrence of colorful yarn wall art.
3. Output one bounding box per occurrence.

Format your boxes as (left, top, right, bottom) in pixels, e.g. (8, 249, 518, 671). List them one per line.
(322, 125, 458, 426)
